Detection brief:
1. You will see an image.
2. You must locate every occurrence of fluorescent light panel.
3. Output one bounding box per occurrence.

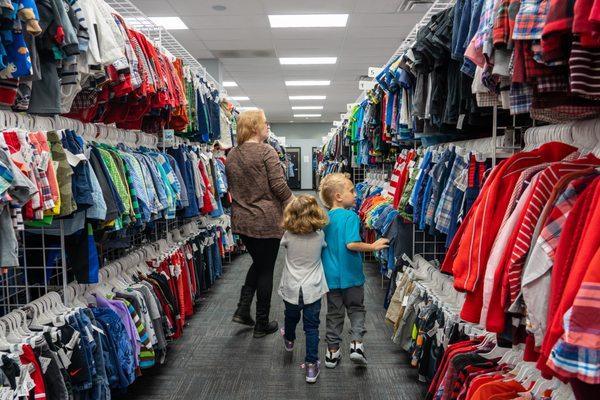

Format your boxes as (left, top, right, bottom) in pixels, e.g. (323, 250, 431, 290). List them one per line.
(223, 81, 238, 87)
(285, 80, 330, 86)
(294, 114, 322, 118)
(230, 96, 250, 101)
(289, 95, 326, 100)
(280, 57, 337, 65)
(269, 14, 348, 28)
(292, 106, 324, 110)
(238, 106, 259, 111)
(148, 17, 188, 30)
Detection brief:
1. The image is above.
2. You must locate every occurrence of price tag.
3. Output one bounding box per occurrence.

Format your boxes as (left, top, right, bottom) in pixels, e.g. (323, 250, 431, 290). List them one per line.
(57, 348, 71, 369)
(456, 114, 466, 130)
(402, 295, 409, 307)
(162, 129, 175, 147)
(38, 356, 52, 374)
(64, 149, 87, 167)
(91, 324, 105, 335)
(38, 151, 50, 171)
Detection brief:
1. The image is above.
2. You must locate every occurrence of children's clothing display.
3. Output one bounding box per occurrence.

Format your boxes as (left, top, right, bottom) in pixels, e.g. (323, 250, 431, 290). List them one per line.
(368, 127, 600, 399)
(0, 222, 227, 399)
(0, 126, 231, 280)
(0, 0, 234, 143)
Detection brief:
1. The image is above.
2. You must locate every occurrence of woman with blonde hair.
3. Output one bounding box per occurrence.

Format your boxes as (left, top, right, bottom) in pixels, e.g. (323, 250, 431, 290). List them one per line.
(225, 109, 293, 338)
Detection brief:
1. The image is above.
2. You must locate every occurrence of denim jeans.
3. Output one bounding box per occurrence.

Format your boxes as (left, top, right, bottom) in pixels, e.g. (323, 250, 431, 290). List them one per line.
(284, 295, 321, 364)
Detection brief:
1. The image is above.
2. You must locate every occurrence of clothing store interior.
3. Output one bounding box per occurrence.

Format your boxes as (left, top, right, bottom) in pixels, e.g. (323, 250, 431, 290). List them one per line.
(0, 0, 598, 399)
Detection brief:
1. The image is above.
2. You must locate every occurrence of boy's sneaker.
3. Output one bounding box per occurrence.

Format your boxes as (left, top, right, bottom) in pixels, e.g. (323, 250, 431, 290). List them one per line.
(349, 342, 367, 366)
(305, 361, 320, 383)
(280, 328, 294, 352)
(325, 347, 341, 369)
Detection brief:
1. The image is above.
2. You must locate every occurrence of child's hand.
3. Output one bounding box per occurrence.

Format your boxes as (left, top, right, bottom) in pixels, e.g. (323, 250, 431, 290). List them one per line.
(370, 238, 390, 251)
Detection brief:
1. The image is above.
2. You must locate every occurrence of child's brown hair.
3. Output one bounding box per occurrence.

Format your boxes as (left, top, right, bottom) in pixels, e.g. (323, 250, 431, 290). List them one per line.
(283, 195, 328, 234)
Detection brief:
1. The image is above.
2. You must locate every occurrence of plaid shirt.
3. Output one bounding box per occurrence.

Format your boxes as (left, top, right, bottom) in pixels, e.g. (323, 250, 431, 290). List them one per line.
(548, 309, 600, 384)
(493, 0, 511, 46)
(435, 153, 469, 234)
(538, 175, 595, 260)
(509, 82, 533, 114)
(513, 0, 551, 40)
(537, 74, 569, 93)
(472, 0, 497, 50)
(530, 102, 600, 123)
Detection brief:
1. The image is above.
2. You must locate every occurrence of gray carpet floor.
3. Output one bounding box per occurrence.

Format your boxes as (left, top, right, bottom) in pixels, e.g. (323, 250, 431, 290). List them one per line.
(123, 250, 427, 400)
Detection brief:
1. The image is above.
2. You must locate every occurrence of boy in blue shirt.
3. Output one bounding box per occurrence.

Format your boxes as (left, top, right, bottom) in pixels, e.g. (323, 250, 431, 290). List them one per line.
(319, 173, 389, 368)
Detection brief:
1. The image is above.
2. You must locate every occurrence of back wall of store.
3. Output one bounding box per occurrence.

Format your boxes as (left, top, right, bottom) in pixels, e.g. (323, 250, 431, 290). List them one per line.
(270, 123, 329, 190)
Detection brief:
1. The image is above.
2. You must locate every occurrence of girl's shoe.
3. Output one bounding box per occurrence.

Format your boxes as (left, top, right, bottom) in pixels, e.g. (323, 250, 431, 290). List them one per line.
(349, 342, 367, 366)
(280, 328, 294, 352)
(325, 348, 341, 369)
(305, 362, 320, 383)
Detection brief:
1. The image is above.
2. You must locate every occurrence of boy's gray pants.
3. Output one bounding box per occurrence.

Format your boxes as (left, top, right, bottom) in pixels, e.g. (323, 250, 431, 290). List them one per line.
(326, 286, 366, 348)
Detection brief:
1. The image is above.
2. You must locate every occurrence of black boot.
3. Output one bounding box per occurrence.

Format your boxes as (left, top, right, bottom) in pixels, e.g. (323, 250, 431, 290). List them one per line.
(232, 285, 255, 326)
(253, 300, 278, 338)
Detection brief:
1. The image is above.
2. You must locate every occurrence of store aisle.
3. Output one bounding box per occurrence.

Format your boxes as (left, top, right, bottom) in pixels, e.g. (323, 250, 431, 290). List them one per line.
(124, 250, 426, 399)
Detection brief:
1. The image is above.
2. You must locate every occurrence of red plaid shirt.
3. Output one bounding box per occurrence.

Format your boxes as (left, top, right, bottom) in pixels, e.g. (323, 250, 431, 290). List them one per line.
(538, 173, 598, 262)
(513, 0, 552, 40)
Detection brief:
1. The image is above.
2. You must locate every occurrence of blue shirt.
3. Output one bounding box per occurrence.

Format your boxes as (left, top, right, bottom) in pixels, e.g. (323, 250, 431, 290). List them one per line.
(322, 208, 364, 290)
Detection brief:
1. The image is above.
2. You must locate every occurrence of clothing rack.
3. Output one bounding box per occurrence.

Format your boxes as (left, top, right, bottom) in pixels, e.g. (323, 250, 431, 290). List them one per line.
(523, 118, 600, 155)
(0, 111, 233, 317)
(391, 254, 576, 398)
(104, 0, 240, 108)
(0, 112, 161, 315)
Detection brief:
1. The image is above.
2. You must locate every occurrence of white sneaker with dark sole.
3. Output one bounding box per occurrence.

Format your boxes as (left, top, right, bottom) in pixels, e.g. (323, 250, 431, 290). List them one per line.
(349, 342, 367, 366)
(325, 348, 341, 369)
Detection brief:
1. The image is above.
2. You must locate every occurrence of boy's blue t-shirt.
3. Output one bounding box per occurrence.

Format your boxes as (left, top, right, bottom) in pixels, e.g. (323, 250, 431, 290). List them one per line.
(322, 208, 364, 289)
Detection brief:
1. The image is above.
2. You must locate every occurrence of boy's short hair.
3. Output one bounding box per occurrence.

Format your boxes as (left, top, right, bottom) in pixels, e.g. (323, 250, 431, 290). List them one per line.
(318, 173, 351, 209)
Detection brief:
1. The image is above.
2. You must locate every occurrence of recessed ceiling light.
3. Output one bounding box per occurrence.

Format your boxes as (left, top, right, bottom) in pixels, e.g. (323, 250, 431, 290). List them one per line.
(269, 14, 348, 28)
(285, 80, 331, 86)
(231, 96, 250, 101)
(289, 95, 326, 100)
(280, 57, 337, 65)
(212, 5, 227, 11)
(148, 17, 188, 30)
(237, 106, 259, 111)
(292, 106, 324, 110)
(223, 81, 237, 87)
(294, 114, 322, 118)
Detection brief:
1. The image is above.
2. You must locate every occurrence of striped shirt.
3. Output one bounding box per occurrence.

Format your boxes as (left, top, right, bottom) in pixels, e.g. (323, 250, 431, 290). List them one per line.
(569, 41, 600, 100)
(118, 298, 156, 369)
(504, 157, 600, 305)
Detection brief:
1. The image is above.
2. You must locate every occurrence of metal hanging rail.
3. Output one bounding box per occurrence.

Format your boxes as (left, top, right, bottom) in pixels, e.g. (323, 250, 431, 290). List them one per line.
(104, 0, 240, 108)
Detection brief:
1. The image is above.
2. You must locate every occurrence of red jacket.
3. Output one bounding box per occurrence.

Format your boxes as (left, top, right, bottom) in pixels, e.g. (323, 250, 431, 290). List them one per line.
(442, 142, 576, 323)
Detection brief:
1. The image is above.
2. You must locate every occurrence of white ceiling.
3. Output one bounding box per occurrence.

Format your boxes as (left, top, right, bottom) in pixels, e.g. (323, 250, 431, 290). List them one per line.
(131, 0, 429, 123)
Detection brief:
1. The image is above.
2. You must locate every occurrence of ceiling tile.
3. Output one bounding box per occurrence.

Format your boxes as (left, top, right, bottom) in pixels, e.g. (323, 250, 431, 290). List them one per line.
(167, 0, 265, 16)
(131, 0, 177, 16)
(131, 0, 430, 122)
(261, 0, 354, 13)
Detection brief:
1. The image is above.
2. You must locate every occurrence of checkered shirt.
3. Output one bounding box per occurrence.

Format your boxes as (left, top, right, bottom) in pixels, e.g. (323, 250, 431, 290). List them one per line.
(513, 0, 551, 40)
(538, 174, 596, 260)
(509, 82, 533, 114)
(435, 153, 469, 234)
